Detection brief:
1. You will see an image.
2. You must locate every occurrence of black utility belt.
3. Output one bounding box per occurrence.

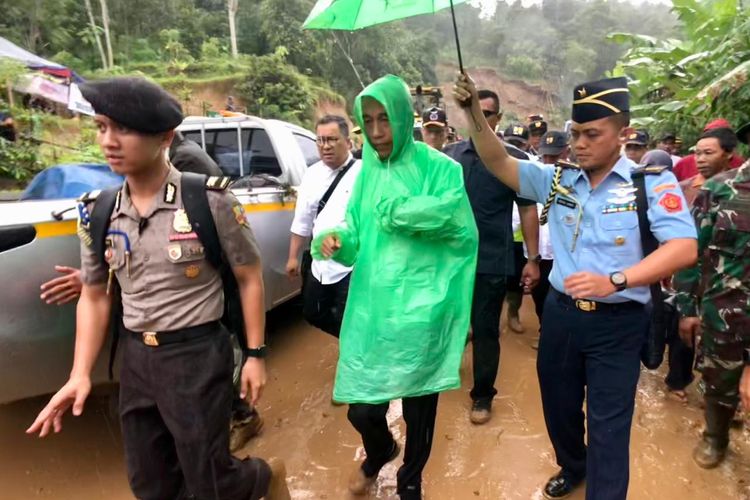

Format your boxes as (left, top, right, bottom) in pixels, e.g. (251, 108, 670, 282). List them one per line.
(551, 289, 644, 313)
(123, 320, 220, 347)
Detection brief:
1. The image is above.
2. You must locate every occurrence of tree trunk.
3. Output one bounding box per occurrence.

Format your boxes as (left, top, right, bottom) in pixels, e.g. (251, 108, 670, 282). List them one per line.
(83, 0, 108, 70)
(227, 0, 239, 59)
(99, 0, 114, 69)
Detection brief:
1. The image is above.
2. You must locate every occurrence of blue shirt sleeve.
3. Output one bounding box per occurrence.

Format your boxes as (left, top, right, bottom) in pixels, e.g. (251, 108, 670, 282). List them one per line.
(644, 170, 698, 242)
(517, 159, 555, 204)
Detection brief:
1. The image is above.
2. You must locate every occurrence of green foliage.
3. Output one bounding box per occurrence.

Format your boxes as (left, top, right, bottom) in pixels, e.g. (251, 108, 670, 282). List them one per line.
(235, 48, 323, 126)
(613, 0, 750, 147)
(0, 138, 43, 181)
(200, 37, 224, 60)
(505, 55, 543, 80)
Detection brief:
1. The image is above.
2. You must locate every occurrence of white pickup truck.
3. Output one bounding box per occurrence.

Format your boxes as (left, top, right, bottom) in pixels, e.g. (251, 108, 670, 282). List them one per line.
(0, 114, 317, 404)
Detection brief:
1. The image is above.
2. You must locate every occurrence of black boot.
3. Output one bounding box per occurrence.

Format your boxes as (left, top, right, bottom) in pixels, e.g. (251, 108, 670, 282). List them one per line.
(693, 399, 736, 469)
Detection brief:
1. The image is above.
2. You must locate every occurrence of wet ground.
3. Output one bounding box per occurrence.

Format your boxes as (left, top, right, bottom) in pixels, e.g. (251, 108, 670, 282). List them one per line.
(2, 298, 749, 499)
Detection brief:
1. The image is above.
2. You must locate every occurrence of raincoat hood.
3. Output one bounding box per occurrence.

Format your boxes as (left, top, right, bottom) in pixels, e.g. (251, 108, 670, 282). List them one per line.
(354, 74, 414, 164)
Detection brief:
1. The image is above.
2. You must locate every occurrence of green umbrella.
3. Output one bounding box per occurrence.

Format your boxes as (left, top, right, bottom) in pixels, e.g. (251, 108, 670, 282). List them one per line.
(303, 0, 468, 72)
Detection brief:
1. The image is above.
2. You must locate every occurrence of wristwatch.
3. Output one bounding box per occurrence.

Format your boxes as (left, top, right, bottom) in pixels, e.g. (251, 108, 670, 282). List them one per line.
(609, 272, 628, 292)
(528, 254, 542, 264)
(243, 344, 268, 359)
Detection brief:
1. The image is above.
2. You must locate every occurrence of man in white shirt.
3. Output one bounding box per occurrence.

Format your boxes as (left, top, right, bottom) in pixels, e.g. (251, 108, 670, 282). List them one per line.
(286, 115, 362, 337)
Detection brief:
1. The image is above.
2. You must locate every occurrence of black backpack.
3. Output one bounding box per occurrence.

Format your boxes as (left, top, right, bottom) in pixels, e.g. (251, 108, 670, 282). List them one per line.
(88, 172, 245, 378)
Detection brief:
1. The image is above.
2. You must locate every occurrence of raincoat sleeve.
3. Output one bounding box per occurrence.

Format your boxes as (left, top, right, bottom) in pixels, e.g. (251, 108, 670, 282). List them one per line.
(310, 170, 363, 267)
(674, 187, 714, 318)
(374, 159, 467, 240)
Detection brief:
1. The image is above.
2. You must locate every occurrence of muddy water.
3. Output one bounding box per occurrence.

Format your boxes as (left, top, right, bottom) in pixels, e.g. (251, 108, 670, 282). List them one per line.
(1, 299, 749, 499)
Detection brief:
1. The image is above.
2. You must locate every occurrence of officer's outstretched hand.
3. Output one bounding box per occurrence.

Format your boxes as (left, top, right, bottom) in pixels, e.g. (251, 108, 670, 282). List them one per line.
(564, 272, 616, 299)
(40, 266, 82, 305)
(240, 358, 266, 406)
(320, 235, 341, 259)
(26, 376, 91, 437)
(452, 72, 478, 110)
(678, 317, 701, 346)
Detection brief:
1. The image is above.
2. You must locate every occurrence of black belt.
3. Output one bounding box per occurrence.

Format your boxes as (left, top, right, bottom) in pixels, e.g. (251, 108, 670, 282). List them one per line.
(551, 289, 644, 313)
(123, 320, 220, 347)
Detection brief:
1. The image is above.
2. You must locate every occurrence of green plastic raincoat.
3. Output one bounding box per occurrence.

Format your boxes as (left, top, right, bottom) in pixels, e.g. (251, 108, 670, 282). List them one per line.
(311, 74, 478, 403)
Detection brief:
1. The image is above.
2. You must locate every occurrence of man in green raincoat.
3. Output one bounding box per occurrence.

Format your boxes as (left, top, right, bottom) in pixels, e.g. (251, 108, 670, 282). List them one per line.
(313, 75, 478, 499)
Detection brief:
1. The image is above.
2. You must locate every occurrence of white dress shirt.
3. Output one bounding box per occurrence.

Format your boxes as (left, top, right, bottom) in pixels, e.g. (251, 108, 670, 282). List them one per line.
(512, 203, 554, 261)
(290, 154, 362, 284)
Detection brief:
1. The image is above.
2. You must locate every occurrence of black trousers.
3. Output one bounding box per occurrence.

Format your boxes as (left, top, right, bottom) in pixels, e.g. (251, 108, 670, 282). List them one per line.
(119, 325, 270, 500)
(470, 274, 507, 401)
(302, 267, 350, 338)
(530, 259, 554, 331)
(537, 290, 648, 500)
(347, 393, 439, 500)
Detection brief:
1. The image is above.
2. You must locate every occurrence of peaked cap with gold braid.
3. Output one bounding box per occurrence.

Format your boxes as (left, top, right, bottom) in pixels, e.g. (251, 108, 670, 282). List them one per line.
(572, 77, 629, 124)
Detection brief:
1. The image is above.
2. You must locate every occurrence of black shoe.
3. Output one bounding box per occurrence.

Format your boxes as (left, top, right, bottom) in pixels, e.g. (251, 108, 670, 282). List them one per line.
(470, 398, 492, 425)
(543, 472, 583, 499)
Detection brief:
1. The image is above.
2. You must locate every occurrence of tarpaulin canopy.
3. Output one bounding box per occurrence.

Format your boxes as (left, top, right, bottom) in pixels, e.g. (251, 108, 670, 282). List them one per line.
(20, 164, 123, 200)
(0, 36, 82, 83)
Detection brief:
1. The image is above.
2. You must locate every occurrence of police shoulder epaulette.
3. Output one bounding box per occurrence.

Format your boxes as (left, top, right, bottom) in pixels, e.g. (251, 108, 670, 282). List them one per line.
(555, 159, 580, 170)
(77, 189, 102, 204)
(205, 176, 232, 190)
(632, 165, 669, 176)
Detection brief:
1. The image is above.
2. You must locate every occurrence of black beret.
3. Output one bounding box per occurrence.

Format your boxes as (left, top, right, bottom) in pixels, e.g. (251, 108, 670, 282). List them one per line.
(572, 77, 629, 124)
(79, 77, 183, 134)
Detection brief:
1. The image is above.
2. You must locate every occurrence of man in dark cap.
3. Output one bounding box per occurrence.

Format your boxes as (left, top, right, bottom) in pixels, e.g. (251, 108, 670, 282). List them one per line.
(624, 129, 649, 164)
(421, 106, 448, 151)
(454, 74, 697, 500)
(27, 77, 289, 500)
(528, 115, 548, 156)
(504, 123, 530, 152)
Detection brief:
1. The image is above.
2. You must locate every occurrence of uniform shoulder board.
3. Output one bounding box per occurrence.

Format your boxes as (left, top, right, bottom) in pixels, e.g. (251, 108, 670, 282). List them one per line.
(76, 189, 102, 204)
(555, 159, 580, 170)
(632, 165, 669, 177)
(205, 176, 232, 190)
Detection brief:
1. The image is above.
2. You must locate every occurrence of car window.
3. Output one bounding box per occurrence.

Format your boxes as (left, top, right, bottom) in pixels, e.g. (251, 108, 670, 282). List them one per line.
(182, 131, 203, 148)
(240, 128, 282, 177)
(294, 133, 320, 167)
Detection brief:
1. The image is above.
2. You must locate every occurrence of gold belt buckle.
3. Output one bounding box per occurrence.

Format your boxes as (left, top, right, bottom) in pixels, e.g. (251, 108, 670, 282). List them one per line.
(142, 332, 159, 347)
(575, 300, 597, 312)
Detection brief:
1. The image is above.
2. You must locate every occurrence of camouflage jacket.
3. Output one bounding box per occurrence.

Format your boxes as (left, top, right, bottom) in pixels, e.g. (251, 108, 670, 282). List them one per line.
(674, 164, 750, 330)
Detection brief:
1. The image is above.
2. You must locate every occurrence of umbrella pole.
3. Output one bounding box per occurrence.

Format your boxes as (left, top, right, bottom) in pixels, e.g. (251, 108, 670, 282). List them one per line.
(449, 0, 464, 74)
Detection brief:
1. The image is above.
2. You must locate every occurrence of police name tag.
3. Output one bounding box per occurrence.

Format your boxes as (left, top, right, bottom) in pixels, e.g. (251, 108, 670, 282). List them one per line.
(556, 197, 576, 209)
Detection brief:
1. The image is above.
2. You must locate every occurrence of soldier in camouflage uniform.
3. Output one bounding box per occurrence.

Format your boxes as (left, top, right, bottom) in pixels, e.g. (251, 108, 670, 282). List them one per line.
(674, 157, 750, 469)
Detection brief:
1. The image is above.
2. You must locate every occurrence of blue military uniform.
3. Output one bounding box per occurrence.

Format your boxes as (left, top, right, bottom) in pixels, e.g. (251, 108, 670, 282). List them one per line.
(516, 77, 697, 500)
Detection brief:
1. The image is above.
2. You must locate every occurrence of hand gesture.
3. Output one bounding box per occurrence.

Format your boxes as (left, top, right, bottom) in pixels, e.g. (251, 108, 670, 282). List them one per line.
(564, 272, 616, 299)
(26, 376, 91, 437)
(452, 72, 478, 109)
(320, 235, 341, 259)
(40, 266, 82, 305)
(239, 358, 266, 406)
(678, 317, 701, 346)
(285, 257, 300, 280)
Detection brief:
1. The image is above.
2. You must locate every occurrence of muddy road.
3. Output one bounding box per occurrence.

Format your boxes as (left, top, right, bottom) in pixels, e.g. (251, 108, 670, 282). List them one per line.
(2, 299, 749, 499)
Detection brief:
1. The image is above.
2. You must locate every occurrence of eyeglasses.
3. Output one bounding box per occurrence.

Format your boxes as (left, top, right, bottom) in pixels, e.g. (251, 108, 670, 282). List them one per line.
(482, 110, 499, 118)
(316, 136, 342, 147)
